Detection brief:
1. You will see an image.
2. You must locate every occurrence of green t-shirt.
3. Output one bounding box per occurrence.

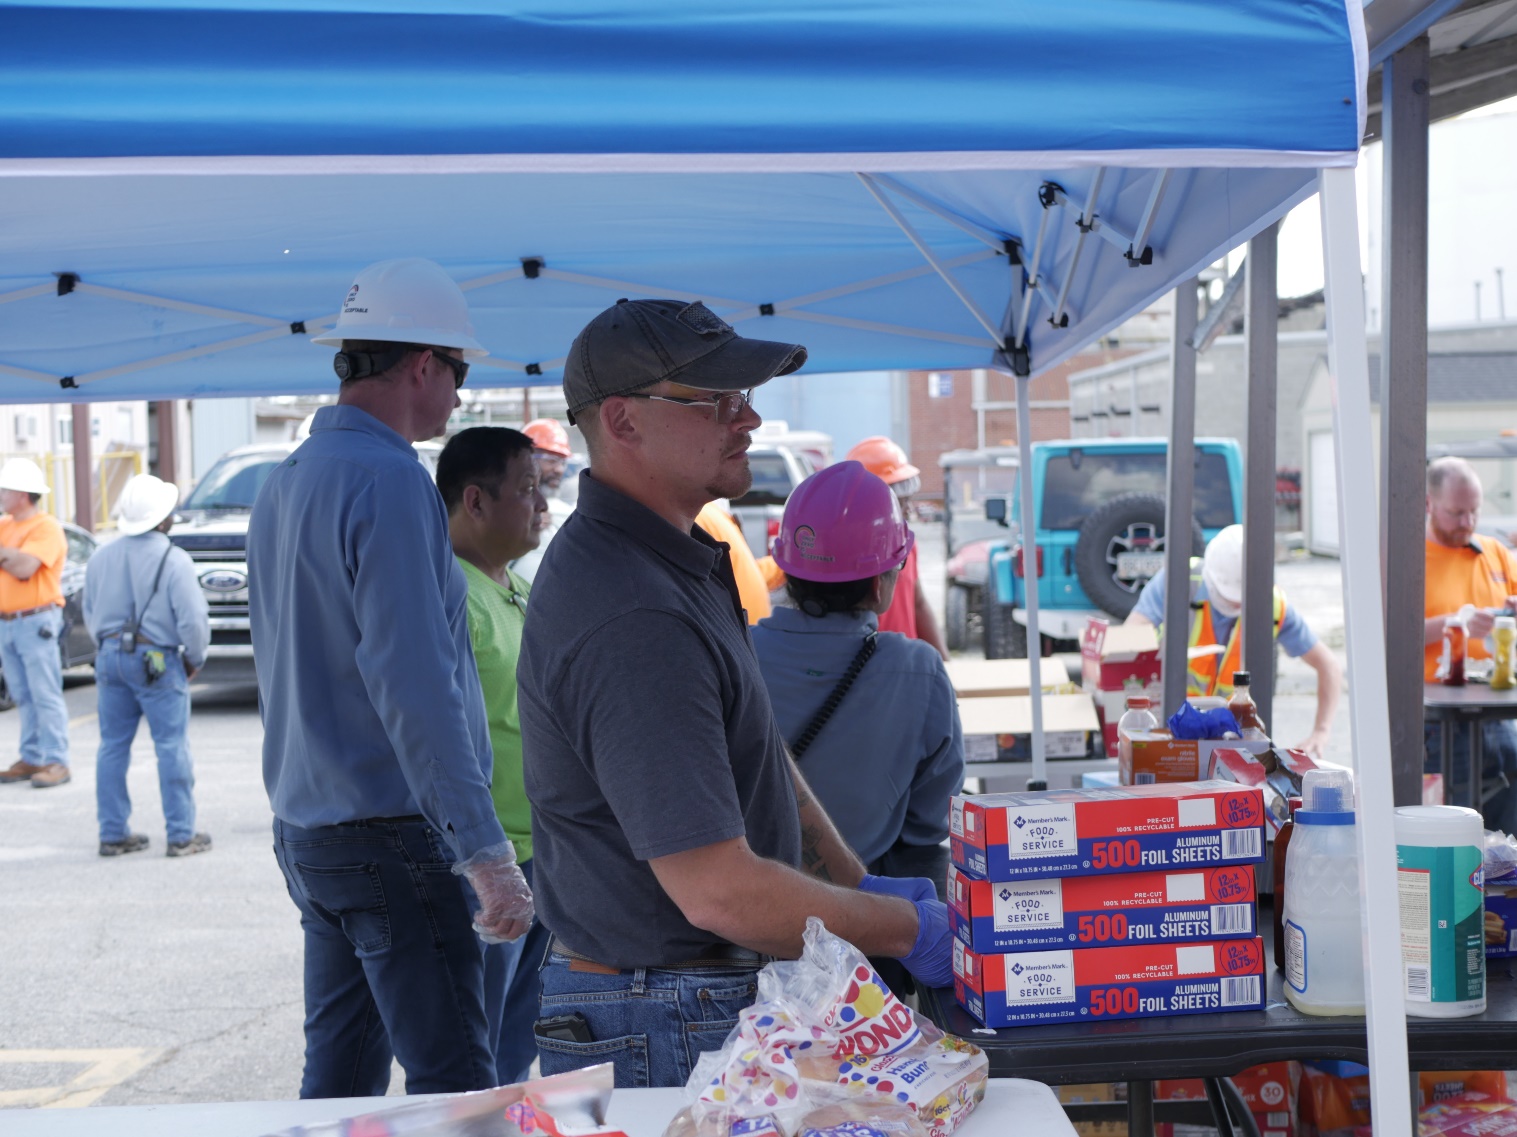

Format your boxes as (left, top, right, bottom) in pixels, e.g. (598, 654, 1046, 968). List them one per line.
(458, 558, 532, 862)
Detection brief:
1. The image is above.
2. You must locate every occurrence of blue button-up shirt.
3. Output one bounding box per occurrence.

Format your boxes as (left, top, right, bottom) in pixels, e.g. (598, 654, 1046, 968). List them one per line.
(248, 405, 505, 859)
(83, 530, 210, 668)
(751, 607, 964, 863)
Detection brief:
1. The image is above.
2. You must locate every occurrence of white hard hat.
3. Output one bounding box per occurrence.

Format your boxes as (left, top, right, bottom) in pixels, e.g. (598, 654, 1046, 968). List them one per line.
(115, 474, 180, 537)
(1201, 523, 1244, 608)
(311, 258, 487, 358)
(0, 458, 50, 496)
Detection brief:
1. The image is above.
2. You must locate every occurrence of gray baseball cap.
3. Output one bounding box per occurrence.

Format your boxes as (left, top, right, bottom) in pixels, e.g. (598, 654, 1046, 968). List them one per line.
(563, 299, 807, 423)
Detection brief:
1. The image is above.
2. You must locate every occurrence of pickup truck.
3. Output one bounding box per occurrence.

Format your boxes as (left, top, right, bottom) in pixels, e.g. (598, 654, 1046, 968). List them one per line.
(729, 444, 814, 561)
(169, 439, 441, 668)
(980, 437, 1244, 658)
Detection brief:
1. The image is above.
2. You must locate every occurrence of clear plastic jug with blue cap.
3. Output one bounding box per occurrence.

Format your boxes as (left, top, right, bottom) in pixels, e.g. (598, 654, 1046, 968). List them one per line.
(1283, 768, 1365, 1015)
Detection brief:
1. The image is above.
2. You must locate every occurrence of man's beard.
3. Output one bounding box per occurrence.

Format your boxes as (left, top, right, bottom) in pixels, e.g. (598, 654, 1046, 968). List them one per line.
(706, 453, 753, 502)
(1431, 517, 1474, 547)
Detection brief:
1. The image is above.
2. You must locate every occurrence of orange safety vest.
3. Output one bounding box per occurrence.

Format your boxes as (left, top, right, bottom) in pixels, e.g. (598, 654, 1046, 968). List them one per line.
(1158, 557, 1286, 698)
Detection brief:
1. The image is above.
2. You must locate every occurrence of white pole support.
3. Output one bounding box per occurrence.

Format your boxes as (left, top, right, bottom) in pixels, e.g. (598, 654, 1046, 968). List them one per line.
(1318, 164, 1412, 1137)
(1015, 376, 1046, 787)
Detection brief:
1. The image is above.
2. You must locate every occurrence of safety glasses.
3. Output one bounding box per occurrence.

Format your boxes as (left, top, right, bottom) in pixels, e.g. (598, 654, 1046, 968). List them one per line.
(622, 388, 754, 424)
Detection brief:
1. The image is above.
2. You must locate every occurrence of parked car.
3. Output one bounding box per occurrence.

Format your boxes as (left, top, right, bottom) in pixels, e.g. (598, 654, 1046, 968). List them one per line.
(939, 447, 1020, 653)
(729, 444, 814, 561)
(980, 437, 1243, 658)
(169, 439, 442, 667)
(0, 520, 99, 711)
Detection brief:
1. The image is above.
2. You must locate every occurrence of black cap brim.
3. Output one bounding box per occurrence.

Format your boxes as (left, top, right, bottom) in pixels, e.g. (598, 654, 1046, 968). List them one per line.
(667, 334, 807, 392)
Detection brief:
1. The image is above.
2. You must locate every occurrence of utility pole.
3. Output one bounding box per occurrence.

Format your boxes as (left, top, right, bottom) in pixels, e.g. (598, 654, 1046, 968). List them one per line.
(1498, 268, 1507, 321)
(1476, 280, 1483, 321)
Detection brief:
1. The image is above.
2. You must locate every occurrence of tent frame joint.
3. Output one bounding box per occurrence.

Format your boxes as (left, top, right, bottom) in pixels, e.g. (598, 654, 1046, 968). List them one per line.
(59, 376, 77, 389)
(759, 303, 775, 316)
(55, 272, 78, 297)
(520, 256, 544, 279)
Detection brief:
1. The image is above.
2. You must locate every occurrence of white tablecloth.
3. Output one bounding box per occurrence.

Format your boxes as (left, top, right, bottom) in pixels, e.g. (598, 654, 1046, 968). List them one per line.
(0, 1078, 1072, 1137)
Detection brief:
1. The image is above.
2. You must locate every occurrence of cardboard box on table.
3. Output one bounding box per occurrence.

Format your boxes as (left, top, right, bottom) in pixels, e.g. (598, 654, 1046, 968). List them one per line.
(1122, 731, 1271, 786)
(948, 862, 1257, 953)
(948, 658, 1070, 699)
(950, 781, 1267, 881)
(959, 693, 1099, 763)
(952, 936, 1266, 1027)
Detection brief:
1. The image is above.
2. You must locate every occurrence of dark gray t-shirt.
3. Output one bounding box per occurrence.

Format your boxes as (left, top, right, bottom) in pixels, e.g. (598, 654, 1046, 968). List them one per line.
(519, 472, 802, 969)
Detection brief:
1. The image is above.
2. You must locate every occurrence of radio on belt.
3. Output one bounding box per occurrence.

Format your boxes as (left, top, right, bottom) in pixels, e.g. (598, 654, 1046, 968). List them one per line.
(948, 863, 1257, 954)
(950, 780, 1266, 882)
(953, 936, 1267, 1027)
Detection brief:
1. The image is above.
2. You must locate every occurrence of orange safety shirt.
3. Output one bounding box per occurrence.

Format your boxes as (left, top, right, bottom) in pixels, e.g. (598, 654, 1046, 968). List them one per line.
(0, 512, 66, 614)
(695, 503, 771, 625)
(1424, 536, 1517, 680)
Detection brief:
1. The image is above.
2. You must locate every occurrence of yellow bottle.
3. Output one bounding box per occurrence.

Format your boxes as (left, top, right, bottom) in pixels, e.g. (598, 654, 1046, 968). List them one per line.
(1493, 616, 1516, 691)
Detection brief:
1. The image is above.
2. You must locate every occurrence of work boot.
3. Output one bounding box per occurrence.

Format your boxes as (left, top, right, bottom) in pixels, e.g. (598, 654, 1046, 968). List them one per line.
(99, 834, 150, 857)
(29, 764, 71, 788)
(166, 833, 212, 858)
(0, 760, 41, 783)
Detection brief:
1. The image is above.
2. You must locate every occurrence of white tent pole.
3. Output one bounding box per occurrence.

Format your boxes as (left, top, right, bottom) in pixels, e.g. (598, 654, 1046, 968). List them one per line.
(1016, 373, 1047, 788)
(1014, 194, 1060, 347)
(1128, 170, 1173, 265)
(867, 174, 1012, 254)
(768, 251, 998, 315)
(1317, 164, 1412, 1137)
(74, 283, 289, 327)
(1049, 168, 1105, 327)
(782, 309, 992, 349)
(0, 282, 56, 306)
(856, 174, 1007, 348)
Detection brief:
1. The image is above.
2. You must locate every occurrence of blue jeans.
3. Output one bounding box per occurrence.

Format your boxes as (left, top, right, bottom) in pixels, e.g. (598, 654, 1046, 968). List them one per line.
(483, 857, 552, 1086)
(95, 641, 196, 843)
(0, 607, 68, 767)
(536, 953, 760, 1088)
(272, 816, 495, 1098)
(1425, 720, 1517, 833)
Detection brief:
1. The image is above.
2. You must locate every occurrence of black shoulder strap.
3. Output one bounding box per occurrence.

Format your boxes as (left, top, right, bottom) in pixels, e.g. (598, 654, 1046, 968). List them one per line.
(789, 632, 878, 760)
(127, 543, 176, 630)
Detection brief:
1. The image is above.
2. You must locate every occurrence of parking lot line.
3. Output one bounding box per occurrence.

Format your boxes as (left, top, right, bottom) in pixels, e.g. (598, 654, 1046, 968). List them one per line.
(0, 1047, 162, 1108)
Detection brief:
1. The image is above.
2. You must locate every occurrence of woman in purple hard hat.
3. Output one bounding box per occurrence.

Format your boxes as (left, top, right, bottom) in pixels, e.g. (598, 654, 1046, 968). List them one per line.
(751, 461, 964, 917)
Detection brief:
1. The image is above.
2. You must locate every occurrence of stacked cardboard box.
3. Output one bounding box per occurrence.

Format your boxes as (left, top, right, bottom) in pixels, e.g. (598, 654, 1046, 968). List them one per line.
(1081, 619, 1163, 758)
(948, 781, 1268, 1027)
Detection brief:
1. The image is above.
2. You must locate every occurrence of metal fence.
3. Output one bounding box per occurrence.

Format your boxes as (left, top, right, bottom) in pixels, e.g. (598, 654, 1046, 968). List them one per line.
(0, 449, 144, 529)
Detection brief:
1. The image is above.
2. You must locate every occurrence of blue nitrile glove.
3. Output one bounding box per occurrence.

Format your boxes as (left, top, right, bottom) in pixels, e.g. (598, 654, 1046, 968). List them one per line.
(859, 873, 939, 905)
(898, 899, 955, 989)
(1168, 703, 1242, 741)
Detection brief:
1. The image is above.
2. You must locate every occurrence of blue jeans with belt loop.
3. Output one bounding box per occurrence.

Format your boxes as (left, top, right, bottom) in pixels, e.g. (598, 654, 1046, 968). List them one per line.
(94, 640, 196, 844)
(0, 606, 68, 767)
(272, 815, 495, 1098)
(535, 952, 760, 1088)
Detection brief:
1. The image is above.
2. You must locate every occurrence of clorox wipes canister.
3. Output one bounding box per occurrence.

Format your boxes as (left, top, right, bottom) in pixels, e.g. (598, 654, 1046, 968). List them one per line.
(1283, 768, 1364, 1016)
(1396, 805, 1486, 1018)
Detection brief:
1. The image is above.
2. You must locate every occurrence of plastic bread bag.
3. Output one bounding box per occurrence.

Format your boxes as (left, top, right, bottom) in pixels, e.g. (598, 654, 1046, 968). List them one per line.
(1483, 829, 1517, 883)
(665, 919, 986, 1137)
(261, 1062, 628, 1137)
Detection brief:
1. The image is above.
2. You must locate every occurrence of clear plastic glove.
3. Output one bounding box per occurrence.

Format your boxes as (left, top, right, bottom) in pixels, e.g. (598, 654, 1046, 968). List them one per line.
(898, 898, 954, 989)
(451, 840, 535, 944)
(858, 873, 939, 905)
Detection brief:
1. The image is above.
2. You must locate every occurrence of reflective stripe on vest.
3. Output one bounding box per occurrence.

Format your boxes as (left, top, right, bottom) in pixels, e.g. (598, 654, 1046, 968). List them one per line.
(1181, 557, 1286, 697)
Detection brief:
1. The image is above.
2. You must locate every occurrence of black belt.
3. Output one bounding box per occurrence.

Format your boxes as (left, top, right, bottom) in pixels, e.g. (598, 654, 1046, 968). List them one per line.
(551, 936, 770, 972)
(0, 605, 59, 621)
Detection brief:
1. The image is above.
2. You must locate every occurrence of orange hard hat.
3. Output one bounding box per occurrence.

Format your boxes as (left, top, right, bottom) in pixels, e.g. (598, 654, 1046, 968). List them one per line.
(523, 418, 572, 458)
(844, 436, 920, 485)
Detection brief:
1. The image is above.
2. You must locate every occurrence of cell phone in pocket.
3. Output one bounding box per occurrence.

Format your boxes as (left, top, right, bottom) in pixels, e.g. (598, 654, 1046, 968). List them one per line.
(533, 1012, 593, 1045)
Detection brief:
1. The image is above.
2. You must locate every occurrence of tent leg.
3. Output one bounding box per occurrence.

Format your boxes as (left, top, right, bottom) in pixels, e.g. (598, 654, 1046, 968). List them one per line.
(1016, 373, 1046, 789)
(1244, 227, 1279, 729)
(72, 403, 93, 533)
(1380, 35, 1431, 808)
(1162, 281, 1200, 717)
(1319, 164, 1412, 1137)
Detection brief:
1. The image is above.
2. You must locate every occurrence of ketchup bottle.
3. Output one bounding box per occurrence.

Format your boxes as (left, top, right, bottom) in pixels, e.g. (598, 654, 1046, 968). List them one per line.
(1228, 671, 1268, 739)
(1441, 614, 1467, 686)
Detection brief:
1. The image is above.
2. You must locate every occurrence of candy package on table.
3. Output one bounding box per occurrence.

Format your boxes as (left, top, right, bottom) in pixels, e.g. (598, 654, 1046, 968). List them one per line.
(664, 918, 987, 1137)
(261, 1062, 628, 1137)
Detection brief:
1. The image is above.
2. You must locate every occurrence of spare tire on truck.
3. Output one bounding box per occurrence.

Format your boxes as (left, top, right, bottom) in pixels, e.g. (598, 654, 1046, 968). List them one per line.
(1074, 492, 1205, 620)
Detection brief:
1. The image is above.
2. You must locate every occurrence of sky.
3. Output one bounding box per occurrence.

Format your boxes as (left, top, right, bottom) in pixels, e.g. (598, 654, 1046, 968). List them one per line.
(1271, 95, 1517, 324)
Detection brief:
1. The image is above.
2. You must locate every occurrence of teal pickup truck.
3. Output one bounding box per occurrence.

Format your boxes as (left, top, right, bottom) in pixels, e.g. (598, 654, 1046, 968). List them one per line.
(981, 438, 1244, 658)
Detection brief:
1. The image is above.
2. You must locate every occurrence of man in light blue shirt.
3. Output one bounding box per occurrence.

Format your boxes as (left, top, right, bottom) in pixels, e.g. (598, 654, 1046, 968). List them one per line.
(85, 474, 210, 858)
(249, 258, 533, 1099)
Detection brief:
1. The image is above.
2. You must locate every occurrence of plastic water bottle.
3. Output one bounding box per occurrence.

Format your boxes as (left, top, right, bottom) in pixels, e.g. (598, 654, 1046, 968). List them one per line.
(1283, 768, 1364, 1015)
(1117, 696, 1158, 782)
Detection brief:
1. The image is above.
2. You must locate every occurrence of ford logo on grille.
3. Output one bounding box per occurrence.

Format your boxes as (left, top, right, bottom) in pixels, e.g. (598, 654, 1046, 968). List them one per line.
(200, 570, 247, 593)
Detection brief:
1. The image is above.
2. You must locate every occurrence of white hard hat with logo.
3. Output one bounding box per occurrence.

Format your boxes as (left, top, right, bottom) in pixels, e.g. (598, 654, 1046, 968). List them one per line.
(116, 474, 181, 537)
(1201, 523, 1245, 612)
(311, 258, 487, 357)
(0, 458, 50, 496)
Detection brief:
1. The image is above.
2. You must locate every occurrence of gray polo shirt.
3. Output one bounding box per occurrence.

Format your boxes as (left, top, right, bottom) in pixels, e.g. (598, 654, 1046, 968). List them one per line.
(519, 471, 801, 969)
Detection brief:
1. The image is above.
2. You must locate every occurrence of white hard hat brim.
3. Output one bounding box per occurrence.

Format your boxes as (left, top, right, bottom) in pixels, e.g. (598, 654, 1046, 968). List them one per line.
(117, 481, 180, 536)
(310, 326, 488, 358)
(0, 466, 51, 495)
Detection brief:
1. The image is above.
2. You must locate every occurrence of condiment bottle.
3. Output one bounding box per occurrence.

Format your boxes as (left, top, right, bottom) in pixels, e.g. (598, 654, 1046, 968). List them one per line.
(1441, 613, 1467, 686)
(1492, 616, 1516, 691)
(1228, 671, 1268, 740)
(1272, 796, 1303, 971)
(1117, 695, 1159, 784)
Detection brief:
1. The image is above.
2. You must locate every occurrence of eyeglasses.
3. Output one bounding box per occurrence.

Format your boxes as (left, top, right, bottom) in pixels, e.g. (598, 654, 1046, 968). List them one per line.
(622, 388, 754, 424)
(428, 350, 470, 390)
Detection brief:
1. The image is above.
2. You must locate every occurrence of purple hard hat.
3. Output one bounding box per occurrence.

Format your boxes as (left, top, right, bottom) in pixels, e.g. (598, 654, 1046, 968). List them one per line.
(772, 460, 914, 583)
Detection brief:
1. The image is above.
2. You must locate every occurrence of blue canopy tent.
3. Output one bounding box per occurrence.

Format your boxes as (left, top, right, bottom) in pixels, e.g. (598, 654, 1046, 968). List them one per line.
(0, 2, 1443, 1128)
